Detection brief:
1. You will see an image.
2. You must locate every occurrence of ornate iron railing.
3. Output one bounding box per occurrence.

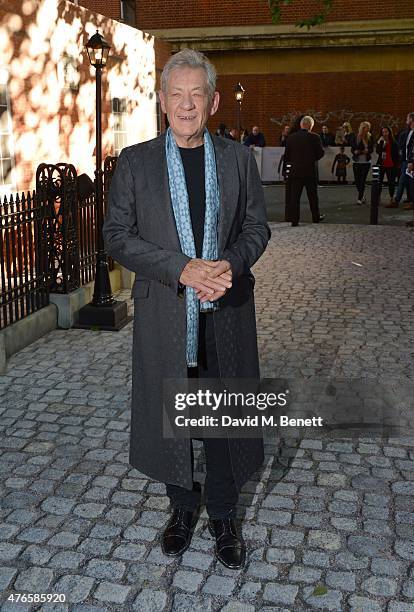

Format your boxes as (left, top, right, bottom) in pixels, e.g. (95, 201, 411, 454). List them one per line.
(0, 190, 50, 329)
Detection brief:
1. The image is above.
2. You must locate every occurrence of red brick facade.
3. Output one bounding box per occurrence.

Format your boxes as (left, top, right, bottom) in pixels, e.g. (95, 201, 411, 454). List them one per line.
(214, 71, 413, 145)
(136, 0, 407, 29)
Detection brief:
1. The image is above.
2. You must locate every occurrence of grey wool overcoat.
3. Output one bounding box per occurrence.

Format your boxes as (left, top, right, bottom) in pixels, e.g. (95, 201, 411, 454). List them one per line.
(102, 132, 271, 492)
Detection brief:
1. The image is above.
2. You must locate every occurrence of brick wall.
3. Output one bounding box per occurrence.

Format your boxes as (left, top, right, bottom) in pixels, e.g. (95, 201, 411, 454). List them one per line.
(135, 0, 408, 29)
(211, 71, 414, 144)
(77, 0, 120, 20)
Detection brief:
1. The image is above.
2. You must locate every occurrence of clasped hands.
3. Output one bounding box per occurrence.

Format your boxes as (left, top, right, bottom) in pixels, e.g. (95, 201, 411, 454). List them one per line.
(179, 259, 232, 303)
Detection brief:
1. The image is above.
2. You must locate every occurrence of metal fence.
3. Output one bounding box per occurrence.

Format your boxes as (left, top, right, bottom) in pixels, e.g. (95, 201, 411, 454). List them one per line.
(0, 190, 50, 329)
(0, 158, 118, 330)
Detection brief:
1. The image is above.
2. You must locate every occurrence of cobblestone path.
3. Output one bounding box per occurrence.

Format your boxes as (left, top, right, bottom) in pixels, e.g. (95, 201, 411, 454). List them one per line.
(0, 223, 413, 611)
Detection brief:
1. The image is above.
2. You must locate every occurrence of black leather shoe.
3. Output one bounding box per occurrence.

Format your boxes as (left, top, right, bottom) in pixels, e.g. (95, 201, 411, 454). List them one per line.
(291, 222, 299, 227)
(318, 214, 326, 222)
(161, 508, 199, 557)
(208, 518, 246, 569)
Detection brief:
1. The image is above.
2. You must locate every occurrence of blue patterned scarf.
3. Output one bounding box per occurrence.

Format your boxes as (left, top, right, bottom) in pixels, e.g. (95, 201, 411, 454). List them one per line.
(165, 127, 220, 367)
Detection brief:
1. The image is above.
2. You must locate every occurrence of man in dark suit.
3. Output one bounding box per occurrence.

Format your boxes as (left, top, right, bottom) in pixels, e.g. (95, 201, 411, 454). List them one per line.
(395, 112, 414, 209)
(103, 49, 270, 570)
(285, 115, 325, 227)
(319, 125, 335, 147)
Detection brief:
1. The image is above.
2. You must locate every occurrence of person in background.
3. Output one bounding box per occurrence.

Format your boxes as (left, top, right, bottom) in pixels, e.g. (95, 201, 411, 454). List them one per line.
(280, 124, 290, 146)
(376, 126, 399, 207)
(352, 121, 374, 205)
(227, 127, 238, 141)
(331, 146, 350, 183)
(394, 112, 414, 210)
(343, 122, 356, 148)
(240, 127, 249, 144)
(244, 126, 266, 148)
(335, 126, 346, 145)
(284, 115, 325, 227)
(319, 125, 335, 147)
(215, 122, 228, 138)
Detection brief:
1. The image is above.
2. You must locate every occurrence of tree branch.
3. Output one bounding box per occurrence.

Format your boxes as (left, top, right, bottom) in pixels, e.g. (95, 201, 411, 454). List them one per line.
(268, 0, 333, 29)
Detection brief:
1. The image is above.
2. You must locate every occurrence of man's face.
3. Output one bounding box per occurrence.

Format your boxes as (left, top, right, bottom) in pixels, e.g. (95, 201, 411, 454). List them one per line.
(407, 114, 414, 129)
(252, 126, 259, 135)
(159, 66, 219, 147)
(283, 125, 289, 135)
(322, 126, 328, 134)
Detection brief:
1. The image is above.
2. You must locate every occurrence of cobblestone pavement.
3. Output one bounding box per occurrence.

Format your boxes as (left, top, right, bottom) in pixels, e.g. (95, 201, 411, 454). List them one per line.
(0, 223, 414, 611)
(264, 184, 414, 226)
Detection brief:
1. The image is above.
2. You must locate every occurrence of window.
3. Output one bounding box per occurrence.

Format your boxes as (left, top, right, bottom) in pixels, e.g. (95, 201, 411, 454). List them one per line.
(112, 97, 128, 156)
(120, 0, 136, 27)
(0, 82, 14, 192)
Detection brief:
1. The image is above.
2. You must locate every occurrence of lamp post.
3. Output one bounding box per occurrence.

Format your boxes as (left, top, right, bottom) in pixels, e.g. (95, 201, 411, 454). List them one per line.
(77, 30, 130, 330)
(234, 82, 245, 141)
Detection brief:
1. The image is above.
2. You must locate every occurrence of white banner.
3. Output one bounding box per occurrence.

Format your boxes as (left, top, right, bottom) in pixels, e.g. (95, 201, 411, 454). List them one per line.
(254, 146, 374, 183)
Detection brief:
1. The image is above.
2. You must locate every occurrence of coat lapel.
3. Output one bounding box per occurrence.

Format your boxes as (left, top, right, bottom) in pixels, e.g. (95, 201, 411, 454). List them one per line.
(144, 133, 181, 251)
(213, 136, 240, 255)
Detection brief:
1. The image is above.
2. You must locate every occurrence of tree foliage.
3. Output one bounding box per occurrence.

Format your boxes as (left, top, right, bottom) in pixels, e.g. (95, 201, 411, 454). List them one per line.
(268, 0, 334, 29)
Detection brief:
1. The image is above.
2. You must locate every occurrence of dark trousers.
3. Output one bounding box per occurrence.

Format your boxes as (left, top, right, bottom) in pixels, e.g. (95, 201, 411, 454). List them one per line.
(165, 313, 239, 519)
(379, 167, 397, 198)
(353, 163, 371, 200)
(288, 176, 320, 224)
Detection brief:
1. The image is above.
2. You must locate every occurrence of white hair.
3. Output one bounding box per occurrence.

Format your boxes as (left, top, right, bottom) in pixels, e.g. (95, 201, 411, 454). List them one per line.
(300, 115, 315, 129)
(161, 48, 217, 99)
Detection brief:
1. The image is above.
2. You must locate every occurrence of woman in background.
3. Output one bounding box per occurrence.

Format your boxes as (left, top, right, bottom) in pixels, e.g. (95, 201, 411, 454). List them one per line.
(352, 121, 374, 205)
(376, 126, 399, 207)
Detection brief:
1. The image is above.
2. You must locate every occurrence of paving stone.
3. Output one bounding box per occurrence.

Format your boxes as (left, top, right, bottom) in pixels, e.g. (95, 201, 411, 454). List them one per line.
(266, 547, 296, 564)
(48, 551, 85, 569)
(41, 497, 75, 515)
(202, 575, 236, 597)
(133, 588, 168, 611)
(326, 570, 356, 591)
(94, 581, 131, 603)
(14, 567, 54, 592)
(48, 531, 80, 548)
(89, 523, 122, 539)
(0, 542, 24, 561)
(303, 586, 343, 611)
(85, 559, 126, 581)
(54, 574, 95, 603)
(239, 581, 262, 600)
(113, 543, 146, 561)
(257, 509, 291, 526)
(262, 583, 298, 605)
(247, 561, 279, 579)
(173, 569, 204, 592)
(335, 551, 369, 570)
(123, 524, 158, 542)
(308, 530, 341, 551)
(77, 538, 113, 557)
(271, 529, 304, 547)
(302, 550, 331, 568)
(221, 601, 255, 612)
(181, 550, 213, 571)
(126, 562, 165, 586)
(0, 565, 18, 590)
(362, 576, 397, 597)
(395, 540, 414, 561)
(17, 527, 51, 543)
(348, 595, 382, 612)
(347, 535, 387, 558)
(370, 557, 401, 577)
(288, 565, 321, 583)
(402, 580, 414, 598)
(172, 593, 212, 612)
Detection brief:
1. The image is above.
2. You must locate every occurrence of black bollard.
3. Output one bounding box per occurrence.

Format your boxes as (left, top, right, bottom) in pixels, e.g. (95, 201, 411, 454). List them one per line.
(284, 163, 292, 222)
(370, 165, 380, 225)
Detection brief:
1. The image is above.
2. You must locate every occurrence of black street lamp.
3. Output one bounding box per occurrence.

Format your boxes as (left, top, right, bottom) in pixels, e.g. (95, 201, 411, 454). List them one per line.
(234, 82, 245, 141)
(77, 30, 130, 330)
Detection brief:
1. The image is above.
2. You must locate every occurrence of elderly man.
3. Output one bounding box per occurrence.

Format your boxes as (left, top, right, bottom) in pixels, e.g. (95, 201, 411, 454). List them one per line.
(244, 125, 266, 148)
(102, 49, 270, 570)
(285, 115, 325, 227)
